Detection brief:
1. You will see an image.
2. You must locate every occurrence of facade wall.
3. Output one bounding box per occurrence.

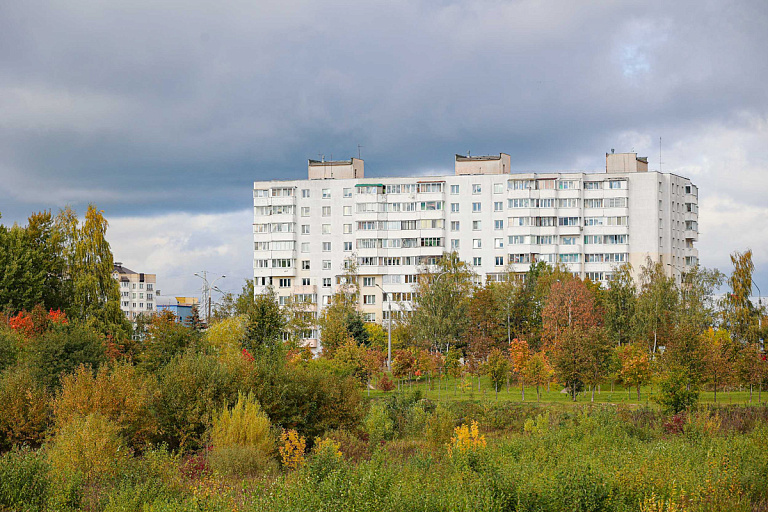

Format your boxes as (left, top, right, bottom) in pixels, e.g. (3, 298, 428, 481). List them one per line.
(114, 269, 157, 321)
(253, 157, 699, 351)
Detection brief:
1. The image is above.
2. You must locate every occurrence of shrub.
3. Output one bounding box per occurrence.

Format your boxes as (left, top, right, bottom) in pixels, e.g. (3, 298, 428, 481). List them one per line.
(654, 369, 700, 414)
(376, 372, 395, 392)
(306, 437, 343, 479)
(448, 420, 486, 457)
(364, 403, 394, 447)
(154, 349, 238, 450)
(0, 328, 20, 372)
(29, 323, 107, 390)
(279, 429, 306, 470)
(324, 428, 369, 462)
(208, 392, 276, 476)
(48, 413, 130, 485)
(54, 361, 158, 450)
(523, 411, 550, 435)
(0, 446, 50, 512)
(425, 404, 454, 447)
(0, 364, 51, 450)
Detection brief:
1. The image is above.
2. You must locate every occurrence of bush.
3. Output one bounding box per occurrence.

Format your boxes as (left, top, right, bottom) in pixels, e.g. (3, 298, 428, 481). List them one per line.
(0, 446, 50, 512)
(0, 328, 20, 372)
(364, 403, 394, 447)
(29, 323, 107, 390)
(654, 369, 700, 414)
(54, 361, 158, 450)
(48, 413, 130, 485)
(208, 392, 276, 476)
(306, 437, 344, 479)
(154, 349, 238, 450)
(279, 429, 306, 469)
(425, 404, 454, 447)
(0, 364, 51, 450)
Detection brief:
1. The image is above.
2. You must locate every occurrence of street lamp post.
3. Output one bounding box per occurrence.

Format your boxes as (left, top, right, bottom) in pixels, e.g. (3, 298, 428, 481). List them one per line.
(194, 271, 226, 325)
(374, 283, 392, 372)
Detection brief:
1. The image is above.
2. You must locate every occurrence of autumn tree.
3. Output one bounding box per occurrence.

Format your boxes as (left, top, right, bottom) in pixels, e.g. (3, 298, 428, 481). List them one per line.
(542, 278, 600, 342)
(467, 284, 504, 360)
(701, 328, 735, 403)
(722, 250, 758, 343)
(523, 351, 553, 401)
(617, 343, 652, 401)
(508, 338, 530, 400)
(581, 327, 614, 402)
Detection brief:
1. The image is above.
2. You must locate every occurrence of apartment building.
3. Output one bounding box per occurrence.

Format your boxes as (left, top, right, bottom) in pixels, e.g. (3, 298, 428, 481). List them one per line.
(253, 152, 699, 350)
(112, 262, 157, 322)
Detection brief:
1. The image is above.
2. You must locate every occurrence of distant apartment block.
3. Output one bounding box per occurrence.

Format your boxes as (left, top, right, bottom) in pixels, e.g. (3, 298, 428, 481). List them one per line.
(156, 297, 200, 324)
(253, 152, 699, 350)
(112, 263, 156, 322)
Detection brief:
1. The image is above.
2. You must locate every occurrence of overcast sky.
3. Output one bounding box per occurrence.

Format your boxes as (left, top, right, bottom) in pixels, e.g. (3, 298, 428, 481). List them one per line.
(1, 1, 766, 299)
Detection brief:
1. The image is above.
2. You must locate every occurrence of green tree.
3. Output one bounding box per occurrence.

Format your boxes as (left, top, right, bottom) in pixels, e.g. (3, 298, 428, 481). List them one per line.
(581, 327, 614, 402)
(701, 328, 735, 403)
(410, 252, 475, 353)
(244, 287, 285, 353)
(603, 263, 636, 347)
(29, 322, 107, 390)
(484, 348, 510, 399)
(137, 310, 197, 373)
(523, 351, 553, 401)
(634, 258, 678, 355)
(722, 250, 758, 343)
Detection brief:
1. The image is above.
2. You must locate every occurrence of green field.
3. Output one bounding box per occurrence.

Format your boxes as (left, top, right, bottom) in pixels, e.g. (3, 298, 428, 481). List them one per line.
(368, 374, 768, 407)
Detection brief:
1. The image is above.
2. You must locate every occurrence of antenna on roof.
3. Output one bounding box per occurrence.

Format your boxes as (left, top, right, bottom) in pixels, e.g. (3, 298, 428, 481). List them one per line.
(318, 153, 325, 163)
(357, 144, 363, 160)
(467, 150, 471, 157)
(659, 137, 663, 173)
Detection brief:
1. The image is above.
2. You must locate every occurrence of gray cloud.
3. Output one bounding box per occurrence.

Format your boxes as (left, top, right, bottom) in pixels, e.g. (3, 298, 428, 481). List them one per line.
(1, 0, 767, 291)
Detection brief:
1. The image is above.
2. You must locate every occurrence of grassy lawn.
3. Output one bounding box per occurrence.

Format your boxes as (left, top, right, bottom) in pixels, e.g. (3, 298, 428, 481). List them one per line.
(367, 374, 768, 407)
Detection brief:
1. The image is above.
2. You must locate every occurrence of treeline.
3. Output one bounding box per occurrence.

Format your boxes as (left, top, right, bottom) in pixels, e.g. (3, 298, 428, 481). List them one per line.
(254, 250, 767, 411)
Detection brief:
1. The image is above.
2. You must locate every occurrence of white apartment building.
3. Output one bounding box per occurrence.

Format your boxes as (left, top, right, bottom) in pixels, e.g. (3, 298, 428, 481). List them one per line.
(112, 263, 157, 322)
(253, 152, 699, 350)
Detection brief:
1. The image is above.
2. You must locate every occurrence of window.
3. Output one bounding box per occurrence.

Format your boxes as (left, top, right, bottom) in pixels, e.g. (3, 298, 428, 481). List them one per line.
(344, 241, 352, 251)
(322, 295, 331, 305)
(363, 277, 375, 287)
(584, 199, 602, 208)
(472, 220, 481, 230)
(493, 183, 504, 194)
(342, 224, 352, 234)
(473, 239, 482, 249)
(322, 206, 331, 217)
(301, 224, 310, 234)
(322, 278, 331, 287)
(302, 189, 310, 198)
(417, 182, 443, 193)
(494, 201, 503, 212)
(451, 184, 460, 194)
(536, 179, 555, 190)
(561, 236, 578, 245)
(300, 242, 309, 253)
(473, 257, 482, 266)
(558, 198, 579, 208)
(472, 184, 482, 194)
(343, 188, 352, 198)
(584, 217, 603, 226)
(322, 242, 331, 252)
(559, 254, 580, 263)
(451, 239, 460, 250)
(608, 180, 625, 189)
(605, 197, 627, 208)
(420, 237, 443, 247)
(558, 180, 578, 190)
(584, 181, 602, 190)
(301, 260, 310, 270)
(558, 217, 580, 226)
(322, 188, 331, 198)
(300, 207, 310, 217)
(451, 221, 460, 231)
(386, 184, 401, 194)
(322, 224, 331, 234)
(254, 189, 269, 198)
(451, 203, 460, 213)
(343, 206, 352, 216)
(301, 278, 310, 286)
(272, 259, 293, 268)
(420, 201, 443, 211)
(584, 235, 602, 245)
(509, 235, 526, 245)
(536, 198, 555, 208)
(494, 238, 503, 249)
(495, 256, 504, 266)
(510, 216, 530, 226)
(494, 219, 504, 230)
(509, 179, 532, 190)
(279, 278, 292, 288)
(322, 260, 331, 270)
(363, 313, 376, 322)
(472, 202, 481, 212)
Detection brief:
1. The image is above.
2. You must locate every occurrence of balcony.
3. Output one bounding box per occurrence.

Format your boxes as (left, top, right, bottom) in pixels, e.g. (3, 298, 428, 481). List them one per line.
(292, 284, 317, 295)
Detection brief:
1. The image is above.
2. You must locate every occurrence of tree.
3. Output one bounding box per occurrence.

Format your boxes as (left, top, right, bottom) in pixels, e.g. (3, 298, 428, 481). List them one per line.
(603, 263, 636, 347)
(542, 278, 600, 342)
(410, 252, 475, 353)
(58, 206, 128, 338)
(467, 284, 504, 360)
(617, 343, 652, 401)
(484, 348, 510, 399)
(0, 224, 47, 313)
(244, 287, 285, 353)
(581, 327, 614, 402)
(549, 328, 587, 401)
(523, 351, 553, 401)
(634, 258, 678, 355)
(138, 309, 197, 373)
(30, 322, 108, 390)
(722, 250, 758, 343)
(508, 338, 530, 401)
(735, 342, 766, 403)
(701, 328, 735, 403)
